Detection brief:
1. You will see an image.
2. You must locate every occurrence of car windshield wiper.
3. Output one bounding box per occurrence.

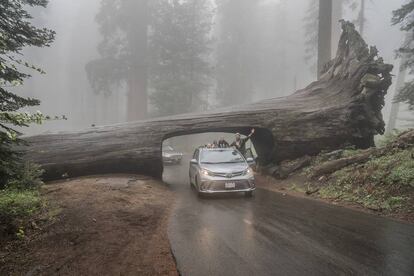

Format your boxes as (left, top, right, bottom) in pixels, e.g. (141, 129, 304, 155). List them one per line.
(201, 160, 243, 164)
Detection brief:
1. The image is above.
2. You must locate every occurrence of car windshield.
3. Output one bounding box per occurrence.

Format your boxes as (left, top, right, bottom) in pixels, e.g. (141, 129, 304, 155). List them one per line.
(200, 150, 244, 164)
(164, 146, 174, 152)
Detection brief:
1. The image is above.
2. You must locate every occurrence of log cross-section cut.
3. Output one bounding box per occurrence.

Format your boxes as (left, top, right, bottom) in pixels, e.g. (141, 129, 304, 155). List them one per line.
(24, 21, 393, 181)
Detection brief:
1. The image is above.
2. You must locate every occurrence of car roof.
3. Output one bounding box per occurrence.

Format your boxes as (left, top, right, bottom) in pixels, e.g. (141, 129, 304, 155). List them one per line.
(200, 147, 234, 151)
(198, 148, 242, 155)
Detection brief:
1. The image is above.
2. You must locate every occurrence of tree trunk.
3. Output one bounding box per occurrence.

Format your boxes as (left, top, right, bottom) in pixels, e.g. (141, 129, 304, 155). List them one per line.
(23, 22, 393, 181)
(317, 0, 332, 79)
(126, 0, 148, 121)
(387, 33, 411, 134)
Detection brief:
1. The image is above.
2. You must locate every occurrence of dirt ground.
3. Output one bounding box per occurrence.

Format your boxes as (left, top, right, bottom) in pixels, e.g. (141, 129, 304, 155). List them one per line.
(0, 175, 178, 276)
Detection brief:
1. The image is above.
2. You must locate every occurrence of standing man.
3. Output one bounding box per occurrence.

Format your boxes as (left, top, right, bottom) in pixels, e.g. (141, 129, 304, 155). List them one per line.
(231, 129, 255, 156)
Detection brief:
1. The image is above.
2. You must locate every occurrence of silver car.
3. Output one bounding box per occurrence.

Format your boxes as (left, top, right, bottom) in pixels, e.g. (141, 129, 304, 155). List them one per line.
(189, 148, 255, 197)
(162, 146, 183, 165)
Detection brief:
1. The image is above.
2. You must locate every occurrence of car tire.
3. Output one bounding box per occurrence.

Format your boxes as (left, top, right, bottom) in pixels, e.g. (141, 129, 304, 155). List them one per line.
(245, 191, 253, 197)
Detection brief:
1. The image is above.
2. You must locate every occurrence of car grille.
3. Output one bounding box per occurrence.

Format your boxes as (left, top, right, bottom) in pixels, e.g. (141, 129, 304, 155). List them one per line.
(201, 180, 252, 191)
(210, 171, 244, 178)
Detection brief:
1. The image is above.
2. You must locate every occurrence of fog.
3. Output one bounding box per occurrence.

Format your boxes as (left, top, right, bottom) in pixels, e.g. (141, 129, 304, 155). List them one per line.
(18, 0, 409, 135)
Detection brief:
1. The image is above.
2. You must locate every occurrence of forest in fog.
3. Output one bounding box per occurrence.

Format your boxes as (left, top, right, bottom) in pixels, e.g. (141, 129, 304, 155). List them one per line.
(16, 0, 411, 134)
(3, 1, 414, 273)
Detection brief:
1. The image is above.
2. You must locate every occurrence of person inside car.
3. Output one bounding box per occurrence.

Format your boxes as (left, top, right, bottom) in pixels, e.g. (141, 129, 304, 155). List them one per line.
(218, 137, 229, 148)
(231, 128, 255, 156)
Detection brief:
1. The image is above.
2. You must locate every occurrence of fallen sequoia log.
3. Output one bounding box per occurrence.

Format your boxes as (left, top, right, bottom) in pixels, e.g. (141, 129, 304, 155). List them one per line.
(23, 21, 393, 181)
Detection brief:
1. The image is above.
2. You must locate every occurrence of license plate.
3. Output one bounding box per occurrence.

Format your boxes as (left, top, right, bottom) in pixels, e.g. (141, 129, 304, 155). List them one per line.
(225, 182, 236, 189)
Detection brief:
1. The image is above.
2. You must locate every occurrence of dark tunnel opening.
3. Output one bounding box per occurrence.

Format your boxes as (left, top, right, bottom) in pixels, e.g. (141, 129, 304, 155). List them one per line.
(161, 127, 275, 175)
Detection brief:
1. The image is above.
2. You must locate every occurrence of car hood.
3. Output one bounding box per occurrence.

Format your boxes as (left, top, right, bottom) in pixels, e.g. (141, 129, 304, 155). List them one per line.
(201, 163, 248, 173)
(163, 152, 183, 156)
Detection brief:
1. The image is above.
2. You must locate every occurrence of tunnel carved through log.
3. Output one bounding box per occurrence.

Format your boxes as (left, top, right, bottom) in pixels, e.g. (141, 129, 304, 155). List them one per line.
(24, 21, 393, 181)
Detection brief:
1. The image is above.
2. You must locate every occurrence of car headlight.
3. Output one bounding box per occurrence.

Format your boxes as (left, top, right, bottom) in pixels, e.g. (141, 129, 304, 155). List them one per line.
(244, 168, 254, 177)
(201, 169, 209, 176)
(201, 169, 215, 177)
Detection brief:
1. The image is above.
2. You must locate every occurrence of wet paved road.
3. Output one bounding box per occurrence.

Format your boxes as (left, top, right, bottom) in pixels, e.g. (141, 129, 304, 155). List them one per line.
(164, 157, 414, 276)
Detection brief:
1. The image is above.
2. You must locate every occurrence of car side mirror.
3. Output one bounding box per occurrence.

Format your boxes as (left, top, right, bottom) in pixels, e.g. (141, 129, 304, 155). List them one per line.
(246, 157, 254, 163)
(190, 159, 198, 164)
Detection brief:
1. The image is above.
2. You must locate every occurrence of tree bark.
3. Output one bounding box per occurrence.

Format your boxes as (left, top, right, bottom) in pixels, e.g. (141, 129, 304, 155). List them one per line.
(23, 22, 393, 181)
(272, 156, 312, 179)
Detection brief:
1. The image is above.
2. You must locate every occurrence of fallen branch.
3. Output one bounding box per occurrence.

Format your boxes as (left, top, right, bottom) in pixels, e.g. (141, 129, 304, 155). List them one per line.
(305, 188, 320, 195)
(273, 156, 312, 179)
(311, 129, 414, 178)
(311, 148, 376, 178)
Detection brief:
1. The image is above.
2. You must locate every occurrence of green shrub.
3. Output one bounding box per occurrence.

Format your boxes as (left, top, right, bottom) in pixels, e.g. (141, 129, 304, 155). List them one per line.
(386, 159, 414, 187)
(366, 149, 414, 187)
(341, 148, 363, 158)
(5, 162, 44, 190)
(0, 189, 42, 236)
(321, 146, 414, 212)
(382, 196, 407, 210)
(0, 190, 41, 219)
(375, 130, 402, 147)
(0, 162, 44, 237)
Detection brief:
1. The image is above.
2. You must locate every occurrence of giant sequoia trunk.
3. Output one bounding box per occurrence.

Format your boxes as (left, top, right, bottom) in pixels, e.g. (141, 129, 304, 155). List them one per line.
(24, 22, 393, 180)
